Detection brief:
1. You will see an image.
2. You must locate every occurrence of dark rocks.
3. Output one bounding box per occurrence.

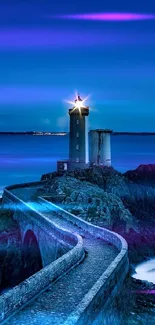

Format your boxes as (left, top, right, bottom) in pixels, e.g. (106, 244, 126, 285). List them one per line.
(41, 166, 125, 193)
(124, 164, 155, 186)
(39, 173, 134, 232)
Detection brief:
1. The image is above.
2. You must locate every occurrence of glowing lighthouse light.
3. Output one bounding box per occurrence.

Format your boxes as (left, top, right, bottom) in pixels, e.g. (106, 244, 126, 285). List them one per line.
(67, 93, 89, 115)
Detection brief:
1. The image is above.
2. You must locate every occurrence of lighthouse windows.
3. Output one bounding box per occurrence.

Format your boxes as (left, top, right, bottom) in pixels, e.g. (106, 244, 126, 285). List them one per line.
(76, 144, 79, 150)
(76, 132, 79, 138)
(76, 158, 79, 163)
(76, 120, 79, 124)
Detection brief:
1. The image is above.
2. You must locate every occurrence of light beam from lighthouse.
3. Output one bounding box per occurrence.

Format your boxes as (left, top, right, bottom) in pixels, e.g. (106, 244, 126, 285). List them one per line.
(68, 94, 89, 170)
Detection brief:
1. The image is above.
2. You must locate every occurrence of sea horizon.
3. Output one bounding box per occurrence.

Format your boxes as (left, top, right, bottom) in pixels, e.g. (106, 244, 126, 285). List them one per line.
(0, 131, 155, 135)
(0, 134, 155, 197)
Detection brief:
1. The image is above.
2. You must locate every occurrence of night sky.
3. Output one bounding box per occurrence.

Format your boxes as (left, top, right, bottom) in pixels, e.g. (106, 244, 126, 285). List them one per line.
(0, 0, 155, 132)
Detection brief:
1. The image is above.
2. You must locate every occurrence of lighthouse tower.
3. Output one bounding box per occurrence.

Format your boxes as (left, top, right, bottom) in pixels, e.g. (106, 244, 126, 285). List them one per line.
(69, 94, 89, 170)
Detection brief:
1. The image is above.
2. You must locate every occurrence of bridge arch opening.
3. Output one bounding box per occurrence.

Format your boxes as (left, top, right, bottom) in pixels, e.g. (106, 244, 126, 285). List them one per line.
(22, 230, 43, 279)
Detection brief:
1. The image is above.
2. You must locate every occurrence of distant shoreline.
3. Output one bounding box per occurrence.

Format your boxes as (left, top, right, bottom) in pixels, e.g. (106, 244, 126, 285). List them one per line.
(0, 132, 155, 136)
(0, 132, 68, 136)
(112, 132, 155, 135)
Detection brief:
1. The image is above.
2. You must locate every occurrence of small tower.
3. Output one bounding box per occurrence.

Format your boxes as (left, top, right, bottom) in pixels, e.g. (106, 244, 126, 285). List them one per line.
(100, 129, 112, 167)
(89, 129, 112, 167)
(69, 94, 89, 170)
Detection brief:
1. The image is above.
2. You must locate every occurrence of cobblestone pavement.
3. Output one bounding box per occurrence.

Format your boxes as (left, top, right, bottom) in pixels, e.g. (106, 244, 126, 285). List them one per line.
(5, 186, 118, 325)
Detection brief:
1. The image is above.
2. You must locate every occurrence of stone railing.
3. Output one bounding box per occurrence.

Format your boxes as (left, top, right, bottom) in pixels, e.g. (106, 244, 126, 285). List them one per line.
(39, 197, 129, 325)
(0, 187, 85, 323)
(39, 197, 128, 251)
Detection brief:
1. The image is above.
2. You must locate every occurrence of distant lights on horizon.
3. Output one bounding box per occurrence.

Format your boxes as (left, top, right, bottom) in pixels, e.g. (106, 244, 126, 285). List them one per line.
(50, 12, 155, 21)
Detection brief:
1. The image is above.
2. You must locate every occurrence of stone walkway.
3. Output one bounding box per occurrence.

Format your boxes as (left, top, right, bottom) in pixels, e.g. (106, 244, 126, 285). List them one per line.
(5, 186, 119, 325)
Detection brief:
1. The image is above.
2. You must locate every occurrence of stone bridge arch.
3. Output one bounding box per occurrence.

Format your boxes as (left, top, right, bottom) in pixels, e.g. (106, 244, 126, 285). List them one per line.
(2, 194, 69, 270)
(21, 222, 57, 267)
(22, 229, 43, 279)
(13, 212, 52, 267)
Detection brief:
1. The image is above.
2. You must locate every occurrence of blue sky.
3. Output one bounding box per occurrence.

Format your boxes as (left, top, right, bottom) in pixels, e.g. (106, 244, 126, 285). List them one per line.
(0, 0, 155, 131)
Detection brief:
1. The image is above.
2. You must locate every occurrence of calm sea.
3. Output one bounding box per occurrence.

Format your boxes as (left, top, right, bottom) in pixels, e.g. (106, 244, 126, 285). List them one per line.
(0, 134, 155, 195)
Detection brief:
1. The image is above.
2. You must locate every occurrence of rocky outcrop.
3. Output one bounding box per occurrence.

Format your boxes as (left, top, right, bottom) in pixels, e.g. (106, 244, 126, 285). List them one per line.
(124, 164, 155, 187)
(41, 165, 155, 263)
(41, 166, 127, 194)
(39, 174, 134, 233)
(123, 165, 155, 224)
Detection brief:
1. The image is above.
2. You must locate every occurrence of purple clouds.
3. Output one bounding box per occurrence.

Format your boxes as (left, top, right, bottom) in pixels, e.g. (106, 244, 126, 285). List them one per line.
(52, 12, 155, 21)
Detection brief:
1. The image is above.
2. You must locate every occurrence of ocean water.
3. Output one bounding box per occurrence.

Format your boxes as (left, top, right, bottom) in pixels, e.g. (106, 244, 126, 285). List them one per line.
(0, 134, 155, 195)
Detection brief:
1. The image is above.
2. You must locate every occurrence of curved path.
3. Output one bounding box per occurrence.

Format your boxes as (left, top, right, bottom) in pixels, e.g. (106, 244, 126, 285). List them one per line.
(3, 185, 122, 325)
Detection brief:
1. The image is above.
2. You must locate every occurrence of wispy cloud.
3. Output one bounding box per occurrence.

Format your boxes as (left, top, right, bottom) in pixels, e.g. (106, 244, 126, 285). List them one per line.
(51, 12, 155, 21)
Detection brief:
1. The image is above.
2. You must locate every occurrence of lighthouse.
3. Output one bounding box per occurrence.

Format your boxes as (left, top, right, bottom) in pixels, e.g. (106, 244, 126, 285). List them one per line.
(68, 94, 89, 170)
(57, 94, 113, 173)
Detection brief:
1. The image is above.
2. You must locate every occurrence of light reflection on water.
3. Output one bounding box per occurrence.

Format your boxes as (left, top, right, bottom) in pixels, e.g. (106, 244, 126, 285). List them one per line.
(132, 258, 155, 284)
